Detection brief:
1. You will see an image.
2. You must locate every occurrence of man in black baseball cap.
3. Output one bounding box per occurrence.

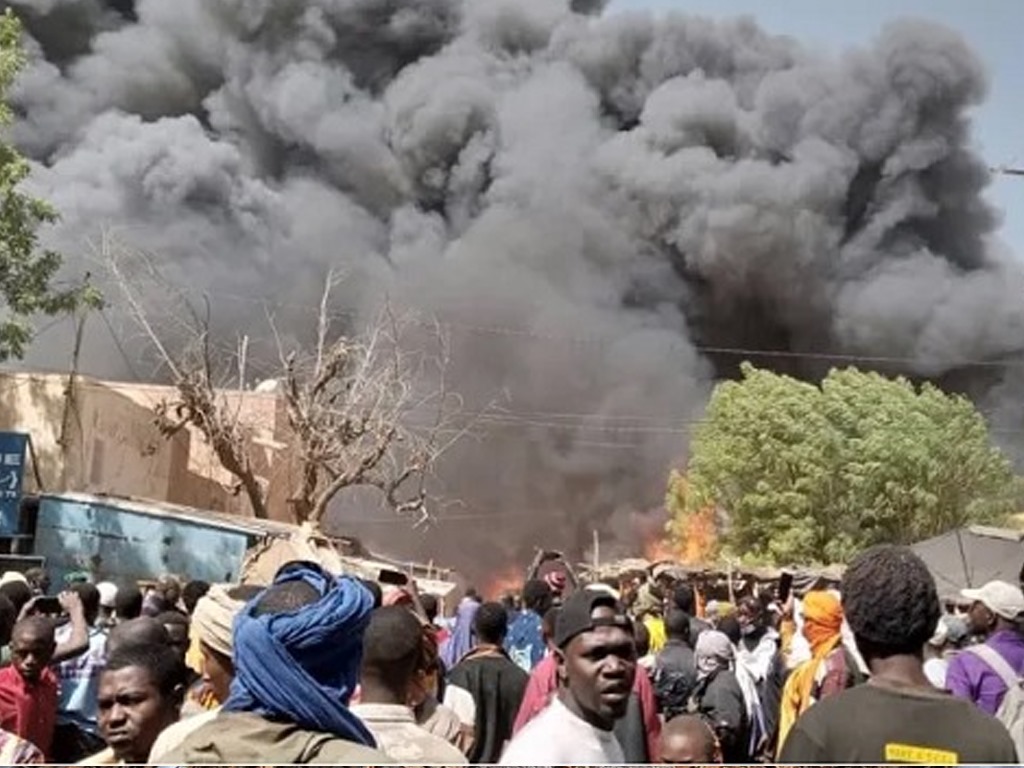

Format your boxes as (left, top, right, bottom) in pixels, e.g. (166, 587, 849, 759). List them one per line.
(500, 589, 637, 764)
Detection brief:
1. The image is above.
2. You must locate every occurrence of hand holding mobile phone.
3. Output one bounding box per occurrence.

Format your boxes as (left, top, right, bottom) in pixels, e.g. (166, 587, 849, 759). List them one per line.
(31, 596, 63, 615)
(778, 572, 794, 606)
(378, 568, 409, 586)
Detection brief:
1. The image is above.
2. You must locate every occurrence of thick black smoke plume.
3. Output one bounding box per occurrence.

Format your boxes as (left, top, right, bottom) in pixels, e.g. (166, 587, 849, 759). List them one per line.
(8, 0, 1024, 577)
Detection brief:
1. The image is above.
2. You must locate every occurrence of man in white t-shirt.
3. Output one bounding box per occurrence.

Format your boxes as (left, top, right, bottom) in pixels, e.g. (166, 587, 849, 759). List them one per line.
(500, 589, 636, 765)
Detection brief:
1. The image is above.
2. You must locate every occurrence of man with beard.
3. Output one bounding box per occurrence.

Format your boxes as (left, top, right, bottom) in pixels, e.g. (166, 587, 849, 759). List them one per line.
(736, 597, 778, 686)
(500, 589, 636, 764)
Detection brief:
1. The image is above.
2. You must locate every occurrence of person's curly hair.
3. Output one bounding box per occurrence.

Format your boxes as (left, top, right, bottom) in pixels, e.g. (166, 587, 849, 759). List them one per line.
(842, 544, 940, 656)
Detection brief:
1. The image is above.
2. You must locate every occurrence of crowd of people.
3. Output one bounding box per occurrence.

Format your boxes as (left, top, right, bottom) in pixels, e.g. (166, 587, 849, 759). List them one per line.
(0, 547, 1016, 764)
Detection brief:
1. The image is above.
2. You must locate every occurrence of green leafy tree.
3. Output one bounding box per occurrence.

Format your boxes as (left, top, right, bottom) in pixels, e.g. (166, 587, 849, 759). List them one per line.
(684, 363, 1020, 565)
(0, 11, 97, 361)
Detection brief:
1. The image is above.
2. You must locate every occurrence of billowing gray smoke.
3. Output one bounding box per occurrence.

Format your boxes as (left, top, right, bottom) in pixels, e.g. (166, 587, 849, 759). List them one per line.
(9, 0, 1024, 578)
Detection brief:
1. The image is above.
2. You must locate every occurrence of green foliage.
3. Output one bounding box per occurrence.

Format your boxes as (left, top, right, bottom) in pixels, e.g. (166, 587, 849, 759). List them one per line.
(686, 363, 1020, 565)
(0, 11, 99, 361)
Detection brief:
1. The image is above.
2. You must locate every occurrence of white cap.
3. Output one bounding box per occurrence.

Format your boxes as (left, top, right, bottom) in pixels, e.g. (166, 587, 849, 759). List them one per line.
(0, 572, 27, 588)
(96, 581, 118, 609)
(961, 580, 1024, 621)
(585, 583, 621, 601)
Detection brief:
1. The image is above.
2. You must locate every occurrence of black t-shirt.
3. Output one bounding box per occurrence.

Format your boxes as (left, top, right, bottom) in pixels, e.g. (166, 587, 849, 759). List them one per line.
(653, 640, 697, 720)
(691, 670, 750, 763)
(761, 650, 790, 755)
(447, 653, 528, 764)
(779, 679, 1017, 765)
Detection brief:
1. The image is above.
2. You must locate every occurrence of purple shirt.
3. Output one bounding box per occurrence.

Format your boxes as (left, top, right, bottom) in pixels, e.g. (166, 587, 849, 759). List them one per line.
(946, 630, 1024, 715)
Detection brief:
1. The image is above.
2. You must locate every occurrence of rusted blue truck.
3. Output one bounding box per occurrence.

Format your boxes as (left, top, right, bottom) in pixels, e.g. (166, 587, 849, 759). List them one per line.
(0, 491, 459, 600)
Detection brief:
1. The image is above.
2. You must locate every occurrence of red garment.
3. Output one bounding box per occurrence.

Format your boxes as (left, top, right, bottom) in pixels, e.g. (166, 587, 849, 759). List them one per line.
(512, 653, 557, 734)
(511, 652, 661, 761)
(435, 626, 451, 647)
(634, 665, 662, 761)
(0, 666, 57, 759)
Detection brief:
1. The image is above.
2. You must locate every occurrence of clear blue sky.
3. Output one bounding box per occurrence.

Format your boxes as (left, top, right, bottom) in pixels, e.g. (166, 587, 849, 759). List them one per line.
(609, 0, 1024, 253)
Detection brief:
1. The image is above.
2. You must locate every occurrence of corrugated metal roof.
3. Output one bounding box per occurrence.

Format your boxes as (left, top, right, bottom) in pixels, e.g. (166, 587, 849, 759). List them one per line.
(40, 491, 454, 578)
(42, 492, 300, 539)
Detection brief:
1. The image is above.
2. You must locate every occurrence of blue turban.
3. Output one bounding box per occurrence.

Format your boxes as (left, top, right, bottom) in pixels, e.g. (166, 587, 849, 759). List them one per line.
(223, 561, 376, 746)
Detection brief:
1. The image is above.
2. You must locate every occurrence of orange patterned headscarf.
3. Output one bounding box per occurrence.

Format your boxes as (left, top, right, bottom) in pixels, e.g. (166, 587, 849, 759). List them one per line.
(778, 591, 844, 755)
(801, 591, 844, 655)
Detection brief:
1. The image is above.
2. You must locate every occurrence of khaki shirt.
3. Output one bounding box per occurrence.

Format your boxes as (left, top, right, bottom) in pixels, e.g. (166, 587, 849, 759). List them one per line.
(155, 710, 391, 764)
(350, 703, 468, 764)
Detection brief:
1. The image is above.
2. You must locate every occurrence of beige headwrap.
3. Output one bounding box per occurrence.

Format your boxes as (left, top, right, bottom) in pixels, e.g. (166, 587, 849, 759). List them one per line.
(191, 584, 248, 658)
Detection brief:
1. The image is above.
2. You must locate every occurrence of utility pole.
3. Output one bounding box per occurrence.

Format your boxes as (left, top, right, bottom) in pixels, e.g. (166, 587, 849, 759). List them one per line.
(59, 313, 87, 452)
(238, 334, 249, 391)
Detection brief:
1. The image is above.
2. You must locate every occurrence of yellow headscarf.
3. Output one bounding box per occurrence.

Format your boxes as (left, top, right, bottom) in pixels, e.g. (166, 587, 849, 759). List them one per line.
(644, 614, 667, 654)
(777, 591, 844, 756)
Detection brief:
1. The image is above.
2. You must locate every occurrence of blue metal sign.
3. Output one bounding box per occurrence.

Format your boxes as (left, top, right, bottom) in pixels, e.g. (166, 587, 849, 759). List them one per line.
(0, 433, 28, 536)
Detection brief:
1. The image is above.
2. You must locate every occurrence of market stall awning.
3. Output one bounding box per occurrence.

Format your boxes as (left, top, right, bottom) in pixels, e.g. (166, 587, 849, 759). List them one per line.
(911, 525, 1024, 601)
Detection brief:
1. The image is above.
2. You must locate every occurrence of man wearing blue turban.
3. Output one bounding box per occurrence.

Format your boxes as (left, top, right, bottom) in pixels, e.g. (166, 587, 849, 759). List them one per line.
(155, 561, 390, 764)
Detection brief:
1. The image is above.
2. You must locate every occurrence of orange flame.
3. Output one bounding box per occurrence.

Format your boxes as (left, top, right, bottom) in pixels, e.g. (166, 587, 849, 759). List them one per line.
(483, 565, 523, 600)
(645, 507, 718, 565)
(678, 506, 718, 564)
(644, 536, 683, 562)
(647, 471, 719, 565)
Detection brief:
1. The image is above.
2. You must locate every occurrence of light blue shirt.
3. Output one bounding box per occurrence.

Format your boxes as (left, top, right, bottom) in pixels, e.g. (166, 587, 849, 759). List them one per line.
(55, 626, 107, 734)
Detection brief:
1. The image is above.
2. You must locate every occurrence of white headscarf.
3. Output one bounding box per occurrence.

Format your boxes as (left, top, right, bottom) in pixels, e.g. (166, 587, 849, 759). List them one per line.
(695, 630, 734, 680)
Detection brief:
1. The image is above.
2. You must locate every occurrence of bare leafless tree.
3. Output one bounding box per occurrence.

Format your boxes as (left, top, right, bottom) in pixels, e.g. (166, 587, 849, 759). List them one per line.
(102, 235, 474, 528)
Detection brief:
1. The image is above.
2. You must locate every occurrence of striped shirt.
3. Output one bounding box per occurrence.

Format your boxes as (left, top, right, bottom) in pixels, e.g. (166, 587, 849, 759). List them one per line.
(0, 729, 44, 764)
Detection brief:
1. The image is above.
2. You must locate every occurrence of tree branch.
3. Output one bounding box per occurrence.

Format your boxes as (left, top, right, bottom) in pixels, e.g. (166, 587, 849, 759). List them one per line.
(104, 245, 474, 529)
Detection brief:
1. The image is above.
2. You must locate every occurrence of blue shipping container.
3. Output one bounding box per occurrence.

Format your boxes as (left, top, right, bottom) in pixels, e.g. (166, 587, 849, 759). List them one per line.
(34, 493, 295, 588)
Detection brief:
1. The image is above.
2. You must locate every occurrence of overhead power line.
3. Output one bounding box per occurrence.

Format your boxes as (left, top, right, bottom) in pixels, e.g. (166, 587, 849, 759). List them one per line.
(100, 289, 1024, 371)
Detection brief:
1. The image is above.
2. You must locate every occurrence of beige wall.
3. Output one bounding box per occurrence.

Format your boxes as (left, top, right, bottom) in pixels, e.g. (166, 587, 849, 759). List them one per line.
(0, 372, 297, 518)
(71, 381, 186, 502)
(107, 381, 295, 519)
(0, 373, 68, 491)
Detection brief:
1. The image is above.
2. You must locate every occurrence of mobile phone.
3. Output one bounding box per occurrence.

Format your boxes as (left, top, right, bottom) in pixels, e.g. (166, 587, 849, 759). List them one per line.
(34, 596, 62, 615)
(777, 572, 794, 605)
(378, 569, 409, 586)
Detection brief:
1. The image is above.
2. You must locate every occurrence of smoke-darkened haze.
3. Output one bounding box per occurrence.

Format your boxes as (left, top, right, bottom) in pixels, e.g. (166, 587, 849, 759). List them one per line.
(7, 0, 1024, 577)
